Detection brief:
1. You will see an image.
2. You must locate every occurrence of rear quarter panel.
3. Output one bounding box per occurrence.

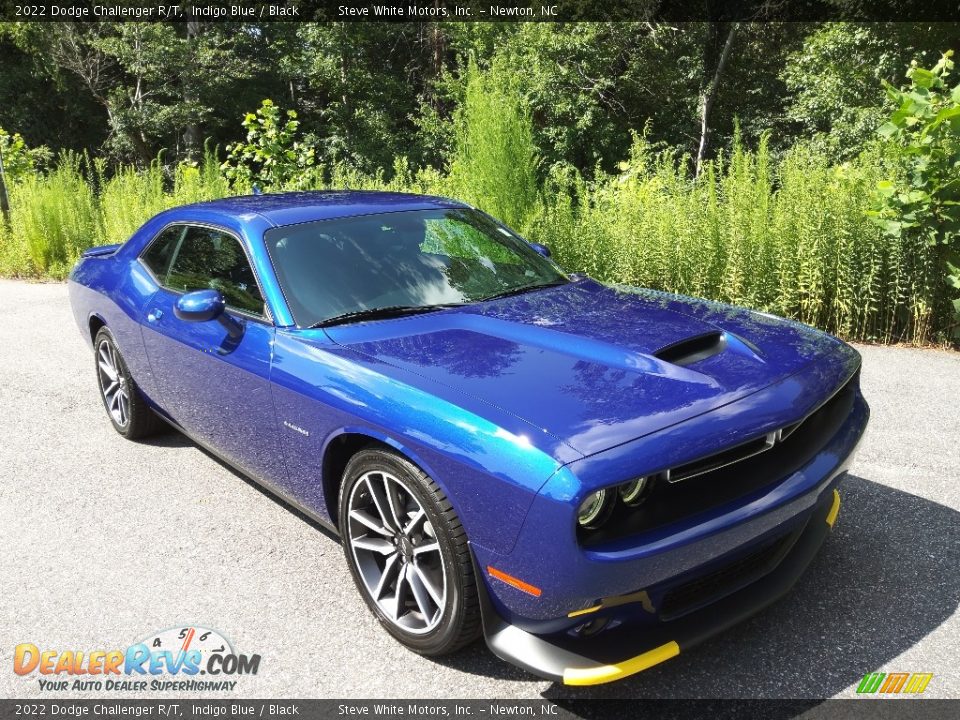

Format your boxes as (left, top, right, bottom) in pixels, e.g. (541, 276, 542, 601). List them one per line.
(69, 252, 159, 401)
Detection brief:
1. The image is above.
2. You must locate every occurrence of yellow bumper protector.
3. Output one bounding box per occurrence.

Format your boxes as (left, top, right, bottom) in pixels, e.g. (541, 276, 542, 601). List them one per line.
(826, 489, 841, 528)
(567, 605, 602, 618)
(562, 641, 680, 686)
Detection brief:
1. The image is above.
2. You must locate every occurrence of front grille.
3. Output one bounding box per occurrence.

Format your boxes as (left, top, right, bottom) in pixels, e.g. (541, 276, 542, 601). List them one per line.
(659, 530, 795, 620)
(668, 431, 776, 483)
(579, 370, 859, 547)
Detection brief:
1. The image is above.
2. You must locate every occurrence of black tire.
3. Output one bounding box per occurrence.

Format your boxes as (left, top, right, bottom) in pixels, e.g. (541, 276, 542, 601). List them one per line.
(339, 447, 482, 656)
(93, 327, 165, 440)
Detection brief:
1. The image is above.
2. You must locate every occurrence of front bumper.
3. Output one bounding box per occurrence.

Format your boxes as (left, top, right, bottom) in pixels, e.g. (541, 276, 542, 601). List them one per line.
(468, 344, 867, 683)
(479, 486, 842, 685)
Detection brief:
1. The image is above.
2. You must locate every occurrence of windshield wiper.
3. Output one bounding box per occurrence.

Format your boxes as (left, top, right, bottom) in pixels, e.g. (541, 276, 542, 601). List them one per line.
(479, 279, 569, 303)
(310, 304, 462, 328)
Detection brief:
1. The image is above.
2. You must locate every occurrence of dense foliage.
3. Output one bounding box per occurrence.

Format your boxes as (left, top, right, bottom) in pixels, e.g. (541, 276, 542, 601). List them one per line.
(222, 100, 318, 190)
(871, 51, 960, 328)
(1, 21, 959, 344)
(0, 127, 50, 182)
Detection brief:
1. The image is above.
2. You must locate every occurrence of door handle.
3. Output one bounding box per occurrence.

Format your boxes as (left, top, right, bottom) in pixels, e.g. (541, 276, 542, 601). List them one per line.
(147, 309, 163, 323)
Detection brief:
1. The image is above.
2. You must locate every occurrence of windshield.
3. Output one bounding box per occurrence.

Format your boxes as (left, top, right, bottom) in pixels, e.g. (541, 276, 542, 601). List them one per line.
(264, 208, 567, 328)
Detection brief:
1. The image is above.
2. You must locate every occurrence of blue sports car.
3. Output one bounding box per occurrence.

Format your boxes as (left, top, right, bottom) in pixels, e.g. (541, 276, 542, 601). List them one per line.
(69, 191, 869, 685)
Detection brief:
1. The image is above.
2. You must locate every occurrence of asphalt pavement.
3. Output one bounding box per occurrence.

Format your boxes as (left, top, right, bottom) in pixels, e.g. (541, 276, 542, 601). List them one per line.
(0, 279, 957, 700)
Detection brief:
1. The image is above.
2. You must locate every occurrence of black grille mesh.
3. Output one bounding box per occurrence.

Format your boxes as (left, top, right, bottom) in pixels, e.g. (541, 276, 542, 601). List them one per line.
(659, 531, 794, 619)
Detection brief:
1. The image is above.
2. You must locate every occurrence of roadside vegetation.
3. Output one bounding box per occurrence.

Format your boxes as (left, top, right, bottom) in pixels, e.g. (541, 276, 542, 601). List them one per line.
(1, 22, 958, 345)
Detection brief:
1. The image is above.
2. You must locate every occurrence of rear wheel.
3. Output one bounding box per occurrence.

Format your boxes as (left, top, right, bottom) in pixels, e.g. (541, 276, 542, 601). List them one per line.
(94, 327, 164, 439)
(339, 448, 482, 656)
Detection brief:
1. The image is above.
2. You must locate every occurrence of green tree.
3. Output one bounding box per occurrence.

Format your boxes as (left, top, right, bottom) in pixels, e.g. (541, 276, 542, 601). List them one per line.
(461, 23, 660, 174)
(2, 22, 287, 165)
(783, 23, 960, 158)
(872, 51, 960, 335)
(293, 23, 441, 171)
(0, 127, 49, 182)
(0, 27, 106, 154)
(222, 99, 317, 190)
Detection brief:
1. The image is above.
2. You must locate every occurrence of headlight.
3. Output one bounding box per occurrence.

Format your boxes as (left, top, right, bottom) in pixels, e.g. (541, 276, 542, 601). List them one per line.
(619, 476, 650, 506)
(577, 489, 614, 529)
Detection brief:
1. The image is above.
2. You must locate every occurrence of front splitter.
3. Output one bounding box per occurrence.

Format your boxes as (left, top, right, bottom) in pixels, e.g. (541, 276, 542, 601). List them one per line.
(477, 487, 841, 685)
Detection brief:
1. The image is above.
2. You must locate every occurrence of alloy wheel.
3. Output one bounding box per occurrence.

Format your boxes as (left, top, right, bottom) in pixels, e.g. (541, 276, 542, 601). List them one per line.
(346, 470, 448, 634)
(96, 338, 130, 428)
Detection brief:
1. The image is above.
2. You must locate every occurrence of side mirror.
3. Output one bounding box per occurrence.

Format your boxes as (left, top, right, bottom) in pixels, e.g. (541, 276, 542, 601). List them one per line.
(529, 242, 552, 258)
(174, 289, 243, 339)
(174, 289, 225, 322)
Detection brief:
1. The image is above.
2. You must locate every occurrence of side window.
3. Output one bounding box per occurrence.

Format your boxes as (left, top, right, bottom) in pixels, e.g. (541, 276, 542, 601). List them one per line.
(166, 226, 265, 316)
(140, 225, 186, 281)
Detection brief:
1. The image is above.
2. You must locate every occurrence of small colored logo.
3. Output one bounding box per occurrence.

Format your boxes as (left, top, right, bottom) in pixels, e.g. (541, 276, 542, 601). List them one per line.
(857, 672, 933, 695)
(13, 626, 260, 693)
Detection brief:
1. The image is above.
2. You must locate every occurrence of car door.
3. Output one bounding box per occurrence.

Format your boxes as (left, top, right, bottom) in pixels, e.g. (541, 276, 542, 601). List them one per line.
(138, 223, 287, 485)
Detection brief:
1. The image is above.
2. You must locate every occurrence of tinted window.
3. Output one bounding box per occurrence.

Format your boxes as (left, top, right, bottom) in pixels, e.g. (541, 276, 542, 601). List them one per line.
(141, 225, 185, 279)
(264, 208, 566, 328)
(166, 226, 265, 316)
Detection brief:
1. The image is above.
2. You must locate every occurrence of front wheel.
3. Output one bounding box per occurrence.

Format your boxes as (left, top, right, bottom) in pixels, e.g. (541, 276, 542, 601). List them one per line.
(339, 448, 482, 656)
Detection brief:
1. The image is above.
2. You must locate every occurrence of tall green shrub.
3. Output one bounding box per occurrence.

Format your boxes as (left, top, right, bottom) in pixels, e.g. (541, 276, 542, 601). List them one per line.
(0, 88, 952, 345)
(222, 100, 317, 191)
(99, 162, 168, 247)
(0, 146, 233, 276)
(531, 134, 942, 344)
(0, 127, 50, 181)
(9, 155, 99, 278)
(171, 146, 232, 206)
(448, 61, 539, 232)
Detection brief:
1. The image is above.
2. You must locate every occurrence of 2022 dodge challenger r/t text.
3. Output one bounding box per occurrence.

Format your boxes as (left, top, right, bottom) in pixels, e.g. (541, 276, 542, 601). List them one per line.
(69, 191, 868, 685)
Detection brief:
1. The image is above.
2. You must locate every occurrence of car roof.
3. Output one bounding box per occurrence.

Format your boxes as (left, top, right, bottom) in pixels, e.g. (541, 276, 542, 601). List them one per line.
(180, 190, 470, 227)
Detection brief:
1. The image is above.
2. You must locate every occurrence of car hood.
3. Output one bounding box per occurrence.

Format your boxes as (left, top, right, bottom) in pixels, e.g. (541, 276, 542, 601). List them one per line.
(323, 279, 849, 457)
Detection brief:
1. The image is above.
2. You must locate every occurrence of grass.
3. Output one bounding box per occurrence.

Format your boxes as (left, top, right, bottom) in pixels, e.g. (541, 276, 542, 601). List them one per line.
(4, 155, 99, 278)
(0, 149, 230, 280)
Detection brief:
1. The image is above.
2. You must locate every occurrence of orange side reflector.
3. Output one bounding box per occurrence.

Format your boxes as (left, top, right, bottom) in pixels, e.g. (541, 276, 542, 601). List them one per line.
(487, 566, 542, 597)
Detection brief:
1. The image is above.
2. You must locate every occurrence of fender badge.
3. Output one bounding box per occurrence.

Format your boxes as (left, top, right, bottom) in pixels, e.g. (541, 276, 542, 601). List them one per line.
(283, 421, 310, 437)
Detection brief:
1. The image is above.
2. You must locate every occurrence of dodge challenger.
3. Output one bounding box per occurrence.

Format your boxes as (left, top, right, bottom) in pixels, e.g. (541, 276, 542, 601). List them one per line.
(68, 191, 869, 685)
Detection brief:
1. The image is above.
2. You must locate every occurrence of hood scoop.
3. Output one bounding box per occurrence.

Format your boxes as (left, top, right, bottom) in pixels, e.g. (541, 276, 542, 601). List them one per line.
(654, 331, 727, 367)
